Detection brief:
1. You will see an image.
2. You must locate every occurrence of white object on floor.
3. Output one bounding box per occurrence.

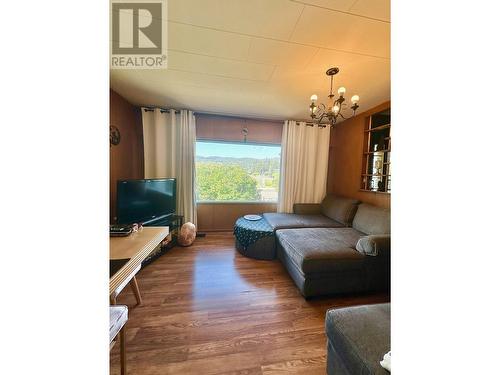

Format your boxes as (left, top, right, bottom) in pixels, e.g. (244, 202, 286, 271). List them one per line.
(244, 214, 262, 221)
(380, 350, 391, 372)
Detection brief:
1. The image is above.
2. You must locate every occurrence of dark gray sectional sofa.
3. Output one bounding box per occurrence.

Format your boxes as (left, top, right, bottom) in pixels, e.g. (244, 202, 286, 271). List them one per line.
(270, 194, 390, 298)
(260, 195, 391, 374)
(325, 303, 390, 374)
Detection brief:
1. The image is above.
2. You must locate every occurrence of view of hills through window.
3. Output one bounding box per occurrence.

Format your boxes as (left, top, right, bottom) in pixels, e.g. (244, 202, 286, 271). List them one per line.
(196, 141, 281, 202)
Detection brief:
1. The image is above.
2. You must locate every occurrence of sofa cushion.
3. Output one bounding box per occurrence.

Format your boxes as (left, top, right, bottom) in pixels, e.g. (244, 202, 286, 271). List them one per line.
(326, 303, 390, 375)
(276, 227, 365, 275)
(356, 234, 391, 256)
(263, 212, 343, 231)
(352, 203, 390, 235)
(321, 195, 360, 226)
(293, 203, 322, 215)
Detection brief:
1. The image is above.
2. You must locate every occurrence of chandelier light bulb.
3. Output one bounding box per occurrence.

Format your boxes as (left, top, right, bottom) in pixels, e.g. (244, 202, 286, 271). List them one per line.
(333, 105, 340, 114)
(310, 94, 318, 102)
(337, 87, 346, 96)
(351, 95, 360, 104)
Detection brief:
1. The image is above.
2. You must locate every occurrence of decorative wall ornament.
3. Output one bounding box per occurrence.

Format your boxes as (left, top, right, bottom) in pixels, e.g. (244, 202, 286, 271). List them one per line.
(110, 125, 121, 146)
(242, 127, 248, 142)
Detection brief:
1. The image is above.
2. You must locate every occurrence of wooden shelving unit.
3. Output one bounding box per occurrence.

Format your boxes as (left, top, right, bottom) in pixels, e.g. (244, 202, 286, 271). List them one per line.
(360, 109, 391, 193)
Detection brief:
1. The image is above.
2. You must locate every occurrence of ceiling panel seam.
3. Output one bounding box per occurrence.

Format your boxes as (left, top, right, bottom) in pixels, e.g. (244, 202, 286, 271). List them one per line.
(162, 68, 272, 83)
(267, 66, 278, 82)
(289, 0, 390, 23)
(287, 4, 306, 41)
(348, 0, 361, 11)
(168, 20, 390, 60)
(169, 48, 276, 67)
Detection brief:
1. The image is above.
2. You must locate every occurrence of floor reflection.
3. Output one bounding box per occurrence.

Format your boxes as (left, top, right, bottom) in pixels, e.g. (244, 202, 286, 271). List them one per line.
(191, 248, 277, 307)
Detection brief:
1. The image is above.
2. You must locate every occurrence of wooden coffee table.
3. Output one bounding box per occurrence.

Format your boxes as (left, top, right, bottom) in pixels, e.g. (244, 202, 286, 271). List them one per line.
(109, 227, 169, 298)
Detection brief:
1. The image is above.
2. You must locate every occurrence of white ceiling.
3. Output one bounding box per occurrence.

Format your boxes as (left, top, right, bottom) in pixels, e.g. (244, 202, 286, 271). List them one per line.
(110, 0, 390, 121)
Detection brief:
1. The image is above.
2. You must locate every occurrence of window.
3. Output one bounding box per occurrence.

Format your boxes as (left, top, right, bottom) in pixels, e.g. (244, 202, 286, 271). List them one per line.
(195, 141, 281, 202)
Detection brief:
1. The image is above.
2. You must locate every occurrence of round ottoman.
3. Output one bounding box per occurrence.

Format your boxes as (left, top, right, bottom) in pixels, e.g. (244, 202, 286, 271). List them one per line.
(233, 216, 276, 260)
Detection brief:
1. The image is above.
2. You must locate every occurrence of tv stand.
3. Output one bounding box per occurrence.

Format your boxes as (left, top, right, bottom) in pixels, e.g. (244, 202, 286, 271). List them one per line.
(141, 214, 184, 267)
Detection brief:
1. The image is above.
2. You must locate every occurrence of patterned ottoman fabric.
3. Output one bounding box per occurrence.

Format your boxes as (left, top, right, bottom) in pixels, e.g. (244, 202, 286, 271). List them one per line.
(234, 216, 274, 248)
(233, 216, 276, 260)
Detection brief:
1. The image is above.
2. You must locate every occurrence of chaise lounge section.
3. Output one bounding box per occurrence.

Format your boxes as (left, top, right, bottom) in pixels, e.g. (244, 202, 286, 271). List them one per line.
(234, 194, 360, 260)
(276, 203, 390, 298)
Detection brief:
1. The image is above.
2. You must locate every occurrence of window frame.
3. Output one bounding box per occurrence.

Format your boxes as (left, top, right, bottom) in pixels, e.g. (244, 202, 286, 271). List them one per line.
(195, 139, 282, 204)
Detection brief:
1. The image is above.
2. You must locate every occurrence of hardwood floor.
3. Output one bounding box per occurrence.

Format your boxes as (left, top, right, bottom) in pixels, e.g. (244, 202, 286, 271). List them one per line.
(110, 232, 389, 375)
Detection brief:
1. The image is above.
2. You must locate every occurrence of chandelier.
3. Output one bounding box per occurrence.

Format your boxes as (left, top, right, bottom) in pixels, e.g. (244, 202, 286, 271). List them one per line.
(309, 67, 360, 127)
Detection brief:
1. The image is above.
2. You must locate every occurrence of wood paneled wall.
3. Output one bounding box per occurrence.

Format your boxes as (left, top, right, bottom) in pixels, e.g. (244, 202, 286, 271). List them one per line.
(197, 203, 277, 232)
(327, 101, 391, 209)
(196, 114, 282, 144)
(110, 90, 144, 223)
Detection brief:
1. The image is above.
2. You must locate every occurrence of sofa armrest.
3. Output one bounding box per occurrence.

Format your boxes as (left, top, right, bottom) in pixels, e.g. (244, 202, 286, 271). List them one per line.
(293, 203, 322, 215)
(355, 235, 390, 256)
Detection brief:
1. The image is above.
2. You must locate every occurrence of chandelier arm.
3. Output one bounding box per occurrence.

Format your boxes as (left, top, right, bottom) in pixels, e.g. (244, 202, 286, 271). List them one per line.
(337, 98, 346, 109)
(314, 103, 326, 118)
(320, 113, 332, 125)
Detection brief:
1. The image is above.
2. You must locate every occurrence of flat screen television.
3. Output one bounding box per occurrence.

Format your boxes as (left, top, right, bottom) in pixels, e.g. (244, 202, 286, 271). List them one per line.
(116, 178, 176, 225)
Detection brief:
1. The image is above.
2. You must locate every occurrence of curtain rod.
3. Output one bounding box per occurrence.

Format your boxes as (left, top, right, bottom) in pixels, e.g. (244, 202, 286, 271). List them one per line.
(292, 120, 329, 128)
(141, 107, 323, 126)
(141, 106, 181, 114)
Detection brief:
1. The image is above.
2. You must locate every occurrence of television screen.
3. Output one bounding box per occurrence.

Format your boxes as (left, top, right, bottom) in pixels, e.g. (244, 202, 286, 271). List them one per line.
(116, 178, 176, 224)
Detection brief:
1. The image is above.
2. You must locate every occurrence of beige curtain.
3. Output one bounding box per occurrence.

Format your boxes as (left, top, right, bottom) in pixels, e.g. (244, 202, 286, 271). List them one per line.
(278, 120, 331, 213)
(142, 108, 197, 226)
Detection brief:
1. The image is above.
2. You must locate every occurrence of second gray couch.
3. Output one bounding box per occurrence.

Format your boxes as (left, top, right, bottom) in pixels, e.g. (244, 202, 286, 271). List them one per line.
(326, 303, 391, 374)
